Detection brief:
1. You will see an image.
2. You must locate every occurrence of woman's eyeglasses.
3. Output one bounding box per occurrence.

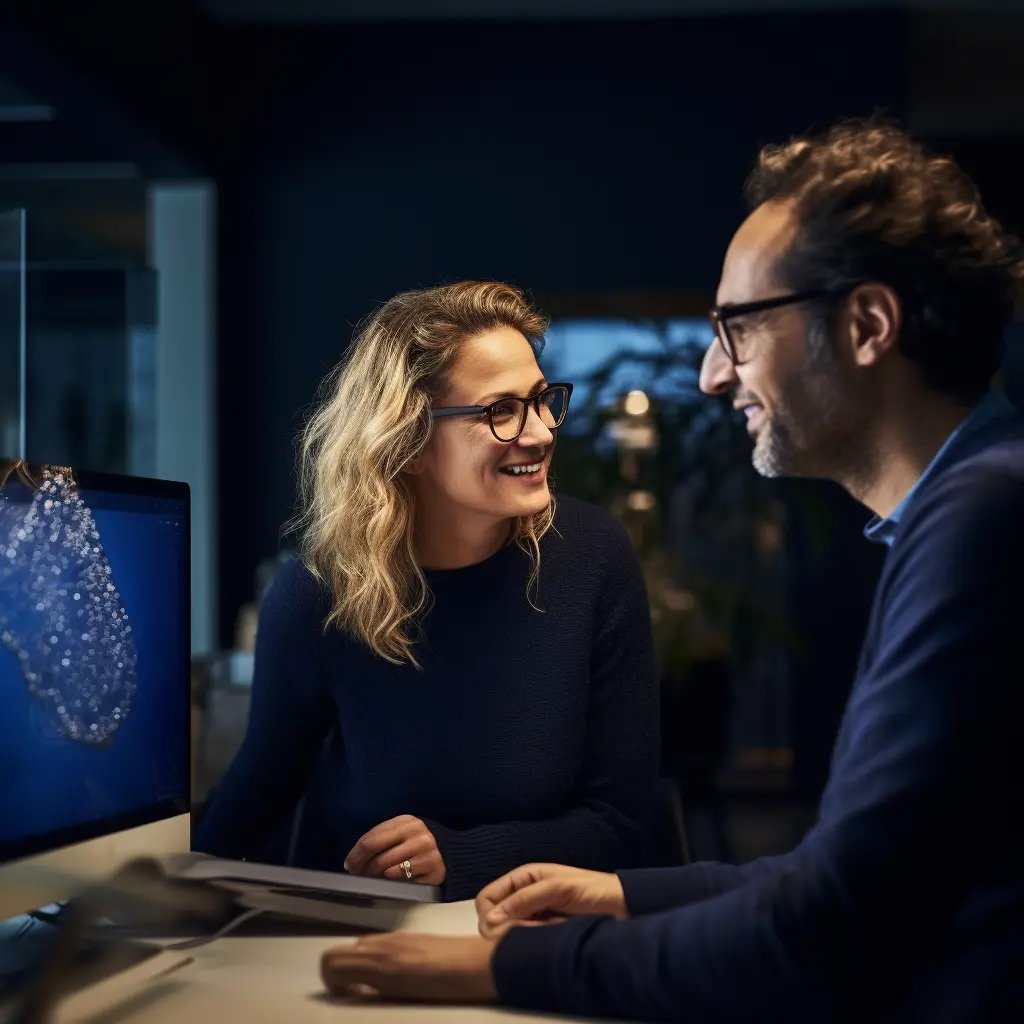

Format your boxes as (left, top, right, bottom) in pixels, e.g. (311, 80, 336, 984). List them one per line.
(432, 383, 573, 443)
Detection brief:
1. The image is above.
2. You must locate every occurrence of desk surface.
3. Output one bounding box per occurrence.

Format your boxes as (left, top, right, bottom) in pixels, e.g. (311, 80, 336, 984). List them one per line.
(82, 901, 599, 1024)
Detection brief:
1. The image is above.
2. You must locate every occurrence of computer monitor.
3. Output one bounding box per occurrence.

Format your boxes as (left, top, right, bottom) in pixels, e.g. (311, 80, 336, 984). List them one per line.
(0, 460, 191, 919)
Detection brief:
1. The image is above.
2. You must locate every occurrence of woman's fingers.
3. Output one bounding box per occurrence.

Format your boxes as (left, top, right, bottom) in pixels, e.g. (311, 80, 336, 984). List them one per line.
(362, 834, 433, 879)
(343, 815, 418, 873)
(344, 816, 446, 885)
(382, 848, 445, 885)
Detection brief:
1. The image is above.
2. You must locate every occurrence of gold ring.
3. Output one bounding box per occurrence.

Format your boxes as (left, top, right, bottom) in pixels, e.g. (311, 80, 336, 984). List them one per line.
(400, 859, 413, 880)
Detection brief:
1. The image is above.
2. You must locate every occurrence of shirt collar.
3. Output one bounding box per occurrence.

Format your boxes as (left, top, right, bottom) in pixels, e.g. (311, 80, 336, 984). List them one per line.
(863, 391, 1018, 547)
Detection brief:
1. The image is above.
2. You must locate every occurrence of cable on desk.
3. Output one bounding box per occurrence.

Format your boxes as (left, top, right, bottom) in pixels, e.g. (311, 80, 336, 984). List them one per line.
(161, 907, 266, 951)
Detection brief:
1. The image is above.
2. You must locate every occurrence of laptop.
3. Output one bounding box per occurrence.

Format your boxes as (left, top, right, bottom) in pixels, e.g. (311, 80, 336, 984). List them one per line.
(173, 855, 441, 930)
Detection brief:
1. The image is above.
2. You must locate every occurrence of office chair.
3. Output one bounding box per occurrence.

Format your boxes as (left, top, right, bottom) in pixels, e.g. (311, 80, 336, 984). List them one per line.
(649, 777, 694, 867)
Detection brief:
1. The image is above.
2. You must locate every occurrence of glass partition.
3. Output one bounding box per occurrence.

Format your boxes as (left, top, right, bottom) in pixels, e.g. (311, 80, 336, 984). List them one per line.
(0, 210, 26, 458)
(24, 261, 156, 475)
(0, 208, 158, 476)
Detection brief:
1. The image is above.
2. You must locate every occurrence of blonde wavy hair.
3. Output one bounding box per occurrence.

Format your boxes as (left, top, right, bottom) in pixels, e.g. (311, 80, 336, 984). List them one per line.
(292, 281, 556, 667)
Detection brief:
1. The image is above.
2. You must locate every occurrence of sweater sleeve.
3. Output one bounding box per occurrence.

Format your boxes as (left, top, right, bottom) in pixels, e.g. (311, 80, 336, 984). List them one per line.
(193, 559, 334, 859)
(492, 463, 1024, 1019)
(426, 517, 660, 901)
(618, 851, 797, 915)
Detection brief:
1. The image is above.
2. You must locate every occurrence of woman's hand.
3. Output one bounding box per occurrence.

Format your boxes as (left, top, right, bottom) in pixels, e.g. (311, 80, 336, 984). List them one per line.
(476, 863, 627, 939)
(344, 814, 446, 885)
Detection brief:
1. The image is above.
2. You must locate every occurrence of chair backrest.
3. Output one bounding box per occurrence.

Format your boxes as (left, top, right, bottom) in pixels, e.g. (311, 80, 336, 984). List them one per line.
(648, 777, 693, 867)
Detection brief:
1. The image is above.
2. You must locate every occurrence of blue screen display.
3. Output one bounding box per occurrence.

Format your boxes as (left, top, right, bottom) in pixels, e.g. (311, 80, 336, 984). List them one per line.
(0, 464, 189, 862)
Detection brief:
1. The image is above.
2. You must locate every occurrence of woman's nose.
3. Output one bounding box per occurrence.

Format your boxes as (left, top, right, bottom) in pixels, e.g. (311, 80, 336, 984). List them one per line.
(518, 402, 555, 447)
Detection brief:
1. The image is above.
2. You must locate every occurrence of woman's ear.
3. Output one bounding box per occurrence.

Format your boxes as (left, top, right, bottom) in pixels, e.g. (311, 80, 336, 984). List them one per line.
(846, 282, 902, 368)
(402, 403, 435, 477)
(403, 453, 426, 476)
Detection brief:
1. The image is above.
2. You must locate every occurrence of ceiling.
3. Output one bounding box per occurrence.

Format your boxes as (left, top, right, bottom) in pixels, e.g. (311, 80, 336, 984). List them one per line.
(200, 0, 1024, 21)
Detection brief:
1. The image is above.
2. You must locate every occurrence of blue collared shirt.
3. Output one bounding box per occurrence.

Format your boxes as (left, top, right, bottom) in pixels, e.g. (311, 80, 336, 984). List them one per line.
(863, 390, 1019, 547)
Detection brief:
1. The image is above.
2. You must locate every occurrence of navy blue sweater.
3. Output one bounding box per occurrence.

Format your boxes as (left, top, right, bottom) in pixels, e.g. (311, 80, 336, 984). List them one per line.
(194, 497, 659, 901)
(494, 416, 1024, 1021)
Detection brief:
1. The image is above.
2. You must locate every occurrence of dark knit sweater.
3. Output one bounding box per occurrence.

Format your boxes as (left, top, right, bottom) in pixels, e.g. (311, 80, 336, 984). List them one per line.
(494, 415, 1024, 1022)
(194, 496, 659, 901)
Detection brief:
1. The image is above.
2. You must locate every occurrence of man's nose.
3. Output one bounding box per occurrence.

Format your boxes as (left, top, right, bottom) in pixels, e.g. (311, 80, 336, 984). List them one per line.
(699, 337, 739, 396)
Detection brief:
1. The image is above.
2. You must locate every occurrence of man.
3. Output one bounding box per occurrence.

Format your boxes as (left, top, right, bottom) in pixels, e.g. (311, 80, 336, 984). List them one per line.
(320, 120, 1024, 1021)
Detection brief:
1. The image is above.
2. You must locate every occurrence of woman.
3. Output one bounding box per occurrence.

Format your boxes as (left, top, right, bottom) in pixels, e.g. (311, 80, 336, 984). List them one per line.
(195, 281, 659, 901)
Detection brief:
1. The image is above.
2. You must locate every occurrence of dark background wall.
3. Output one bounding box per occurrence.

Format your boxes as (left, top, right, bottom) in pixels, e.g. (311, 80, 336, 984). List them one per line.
(214, 13, 908, 639)
(4, 2, 1023, 827)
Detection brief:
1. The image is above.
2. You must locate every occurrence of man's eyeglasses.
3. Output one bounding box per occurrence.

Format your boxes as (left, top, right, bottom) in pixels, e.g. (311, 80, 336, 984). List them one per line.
(431, 383, 573, 443)
(709, 287, 852, 365)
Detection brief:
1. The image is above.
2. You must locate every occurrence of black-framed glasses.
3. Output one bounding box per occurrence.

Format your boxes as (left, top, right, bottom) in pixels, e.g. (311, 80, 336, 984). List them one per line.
(431, 382, 574, 443)
(709, 286, 853, 365)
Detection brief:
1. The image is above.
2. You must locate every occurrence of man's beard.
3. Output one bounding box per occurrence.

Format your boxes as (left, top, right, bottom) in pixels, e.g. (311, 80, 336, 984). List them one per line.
(752, 413, 800, 478)
(751, 319, 852, 479)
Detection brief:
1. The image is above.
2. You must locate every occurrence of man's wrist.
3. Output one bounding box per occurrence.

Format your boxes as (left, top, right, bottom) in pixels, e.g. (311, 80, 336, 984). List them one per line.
(481, 940, 500, 1001)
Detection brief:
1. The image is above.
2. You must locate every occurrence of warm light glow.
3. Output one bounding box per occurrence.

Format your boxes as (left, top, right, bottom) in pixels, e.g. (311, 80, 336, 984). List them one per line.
(626, 489, 657, 512)
(623, 390, 650, 416)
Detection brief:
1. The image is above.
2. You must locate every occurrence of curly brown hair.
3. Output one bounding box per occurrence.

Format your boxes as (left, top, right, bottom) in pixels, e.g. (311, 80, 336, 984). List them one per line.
(744, 118, 1024, 403)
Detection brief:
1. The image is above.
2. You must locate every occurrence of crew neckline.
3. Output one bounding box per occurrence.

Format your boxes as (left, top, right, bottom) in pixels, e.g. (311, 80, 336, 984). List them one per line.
(420, 539, 519, 578)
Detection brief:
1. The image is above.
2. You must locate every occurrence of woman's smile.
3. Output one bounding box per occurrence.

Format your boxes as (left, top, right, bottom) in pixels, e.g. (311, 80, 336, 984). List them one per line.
(498, 457, 548, 482)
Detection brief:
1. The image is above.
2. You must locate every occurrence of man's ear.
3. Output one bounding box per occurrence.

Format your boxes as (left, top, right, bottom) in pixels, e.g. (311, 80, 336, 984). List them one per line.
(845, 282, 902, 368)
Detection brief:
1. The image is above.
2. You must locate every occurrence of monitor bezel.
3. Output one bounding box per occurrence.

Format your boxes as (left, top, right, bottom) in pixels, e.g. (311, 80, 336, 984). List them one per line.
(0, 459, 192, 867)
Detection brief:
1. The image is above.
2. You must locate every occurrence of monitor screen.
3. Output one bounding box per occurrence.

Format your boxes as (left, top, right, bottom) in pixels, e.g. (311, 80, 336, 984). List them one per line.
(0, 460, 190, 867)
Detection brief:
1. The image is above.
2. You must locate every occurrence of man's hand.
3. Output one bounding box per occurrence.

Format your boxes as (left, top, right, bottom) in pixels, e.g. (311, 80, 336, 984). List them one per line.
(321, 933, 498, 1003)
(476, 862, 627, 939)
(344, 814, 446, 885)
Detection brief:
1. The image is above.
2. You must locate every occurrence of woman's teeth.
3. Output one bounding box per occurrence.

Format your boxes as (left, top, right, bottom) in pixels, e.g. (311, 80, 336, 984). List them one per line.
(501, 462, 542, 476)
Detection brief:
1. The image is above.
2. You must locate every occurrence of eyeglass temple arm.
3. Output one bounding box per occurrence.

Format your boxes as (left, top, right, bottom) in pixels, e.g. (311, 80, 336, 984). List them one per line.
(432, 385, 571, 419)
(430, 406, 485, 419)
(716, 286, 845, 321)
